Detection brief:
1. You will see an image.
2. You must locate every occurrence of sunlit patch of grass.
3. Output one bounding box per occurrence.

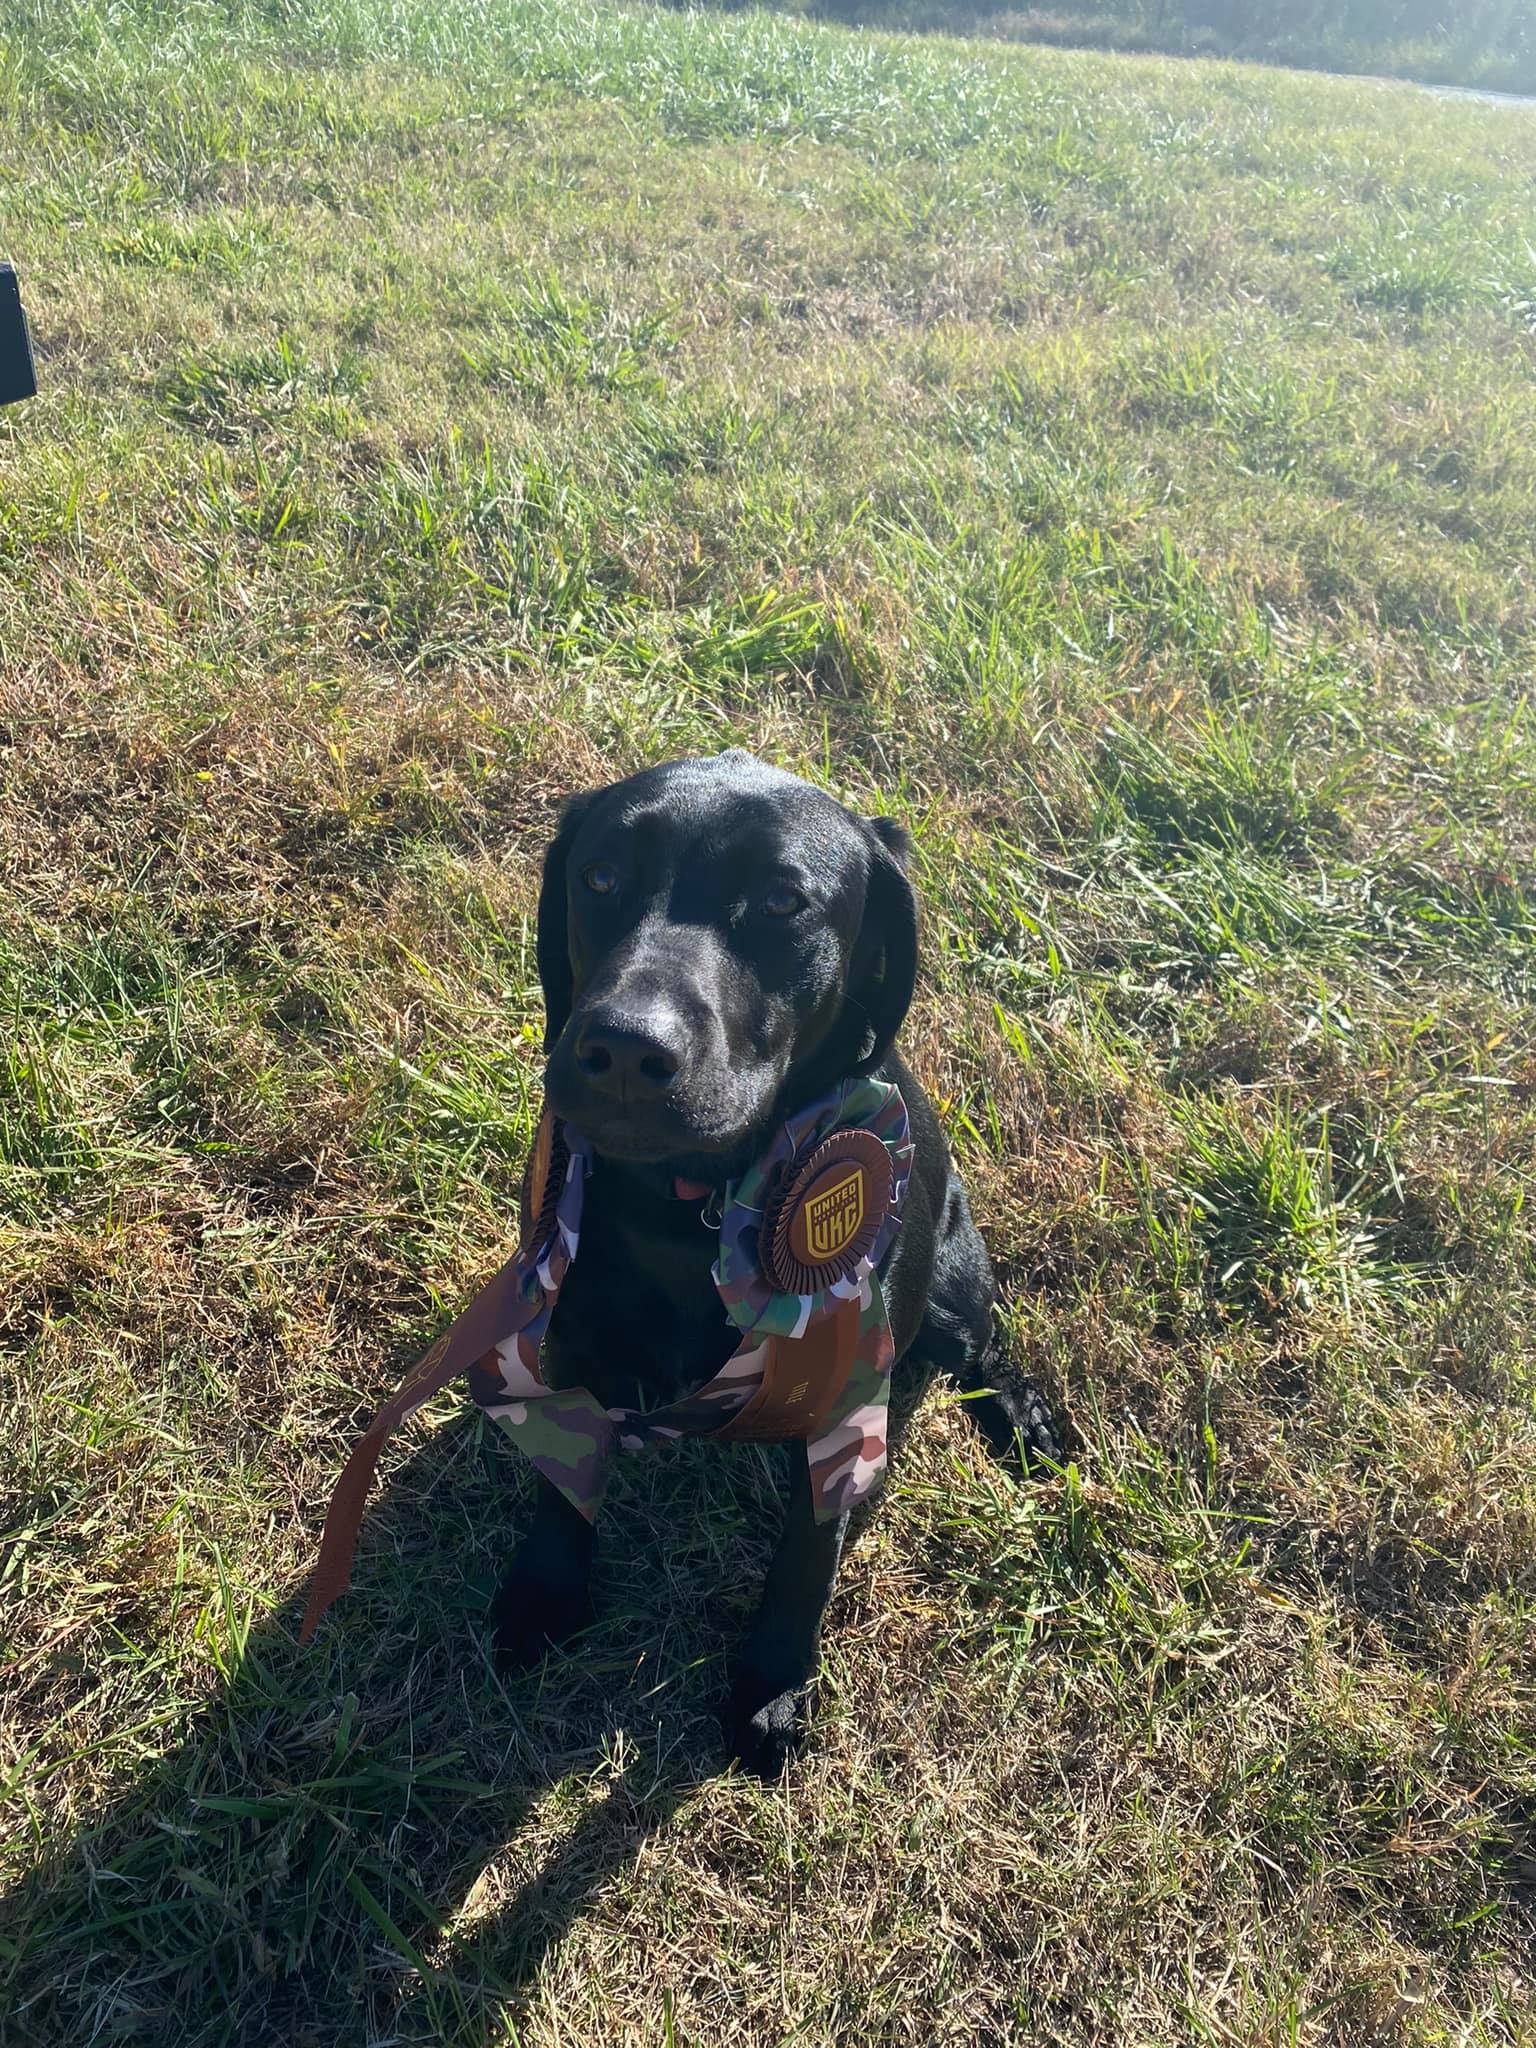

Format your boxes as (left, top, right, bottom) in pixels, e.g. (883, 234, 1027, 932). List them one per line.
(1168, 1100, 1413, 1320)
(99, 211, 279, 280)
(336, 440, 613, 664)
(1101, 708, 1353, 860)
(161, 333, 363, 442)
(1325, 231, 1477, 319)
(453, 270, 675, 400)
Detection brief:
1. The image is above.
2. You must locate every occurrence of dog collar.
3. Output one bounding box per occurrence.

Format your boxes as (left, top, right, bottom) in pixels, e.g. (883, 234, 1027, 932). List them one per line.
(301, 1078, 913, 1641)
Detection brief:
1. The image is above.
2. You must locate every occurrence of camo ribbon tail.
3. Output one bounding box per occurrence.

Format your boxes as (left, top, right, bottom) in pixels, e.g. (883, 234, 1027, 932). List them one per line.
(710, 1297, 860, 1446)
(298, 1254, 538, 1642)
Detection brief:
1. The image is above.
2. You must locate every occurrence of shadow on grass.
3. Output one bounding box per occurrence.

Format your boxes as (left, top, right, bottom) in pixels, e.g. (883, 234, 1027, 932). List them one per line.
(0, 1423, 782, 2047)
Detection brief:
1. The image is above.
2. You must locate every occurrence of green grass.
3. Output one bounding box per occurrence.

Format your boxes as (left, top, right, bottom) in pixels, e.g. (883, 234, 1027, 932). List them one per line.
(3, 1, 1536, 2042)
(780, 0, 1536, 99)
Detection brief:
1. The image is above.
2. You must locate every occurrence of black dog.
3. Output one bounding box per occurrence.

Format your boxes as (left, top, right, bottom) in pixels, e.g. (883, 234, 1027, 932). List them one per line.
(494, 751, 1058, 1773)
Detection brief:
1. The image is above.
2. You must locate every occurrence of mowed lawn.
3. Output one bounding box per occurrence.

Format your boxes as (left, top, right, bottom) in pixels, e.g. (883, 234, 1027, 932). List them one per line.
(3, 3, 1536, 2042)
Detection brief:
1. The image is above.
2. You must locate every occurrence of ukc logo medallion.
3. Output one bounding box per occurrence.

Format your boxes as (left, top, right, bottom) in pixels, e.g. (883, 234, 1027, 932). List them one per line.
(805, 1168, 864, 1260)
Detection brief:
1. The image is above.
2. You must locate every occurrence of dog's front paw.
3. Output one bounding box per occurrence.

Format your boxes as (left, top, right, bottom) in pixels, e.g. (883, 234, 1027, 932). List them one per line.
(727, 1671, 812, 1778)
(1012, 1376, 1067, 1471)
(490, 1569, 593, 1676)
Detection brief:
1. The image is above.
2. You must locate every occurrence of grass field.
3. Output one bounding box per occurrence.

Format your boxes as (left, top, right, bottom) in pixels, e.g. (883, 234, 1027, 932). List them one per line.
(787, 0, 1536, 100)
(3, 2, 1536, 2042)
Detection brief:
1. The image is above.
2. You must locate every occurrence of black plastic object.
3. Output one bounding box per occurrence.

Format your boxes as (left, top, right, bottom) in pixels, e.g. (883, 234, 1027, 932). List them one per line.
(0, 263, 37, 406)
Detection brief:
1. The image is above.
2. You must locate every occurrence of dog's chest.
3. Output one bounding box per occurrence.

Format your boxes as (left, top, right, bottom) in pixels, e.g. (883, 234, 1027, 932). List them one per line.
(542, 1188, 736, 1409)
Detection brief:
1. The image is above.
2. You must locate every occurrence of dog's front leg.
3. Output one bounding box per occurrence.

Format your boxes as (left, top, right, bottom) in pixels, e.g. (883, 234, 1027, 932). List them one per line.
(490, 1473, 595, 1674)
(728, 1451, 849, 1776)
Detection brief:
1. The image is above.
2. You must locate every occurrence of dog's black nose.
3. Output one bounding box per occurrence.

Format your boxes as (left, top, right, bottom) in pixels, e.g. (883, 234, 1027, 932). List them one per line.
(574, 1012, 682, 1100)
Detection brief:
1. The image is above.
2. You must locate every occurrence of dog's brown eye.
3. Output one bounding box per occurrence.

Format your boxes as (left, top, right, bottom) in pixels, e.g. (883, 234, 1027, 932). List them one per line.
(582, 862, 619, 896)
(762, 884, 804, 917)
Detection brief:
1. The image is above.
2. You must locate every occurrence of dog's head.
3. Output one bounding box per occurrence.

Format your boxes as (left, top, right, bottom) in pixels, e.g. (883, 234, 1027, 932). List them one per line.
(537, 752, 917, 1176)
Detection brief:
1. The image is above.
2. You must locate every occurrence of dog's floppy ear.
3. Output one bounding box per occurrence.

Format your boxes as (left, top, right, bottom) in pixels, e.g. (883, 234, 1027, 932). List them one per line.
(847, 815, 919, 1075)
(535, 790, 597, 1051)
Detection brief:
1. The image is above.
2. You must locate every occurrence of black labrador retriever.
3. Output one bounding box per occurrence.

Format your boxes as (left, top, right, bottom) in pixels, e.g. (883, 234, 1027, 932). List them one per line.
(496, 750, 1058, 1774)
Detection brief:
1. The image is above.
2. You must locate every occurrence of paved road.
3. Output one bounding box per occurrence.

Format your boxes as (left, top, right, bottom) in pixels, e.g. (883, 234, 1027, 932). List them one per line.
(1417, 80, 1536, 108)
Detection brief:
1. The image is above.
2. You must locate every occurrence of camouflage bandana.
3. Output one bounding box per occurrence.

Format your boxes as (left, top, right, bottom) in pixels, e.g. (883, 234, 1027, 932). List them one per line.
(466, 1076, 913, 1525)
